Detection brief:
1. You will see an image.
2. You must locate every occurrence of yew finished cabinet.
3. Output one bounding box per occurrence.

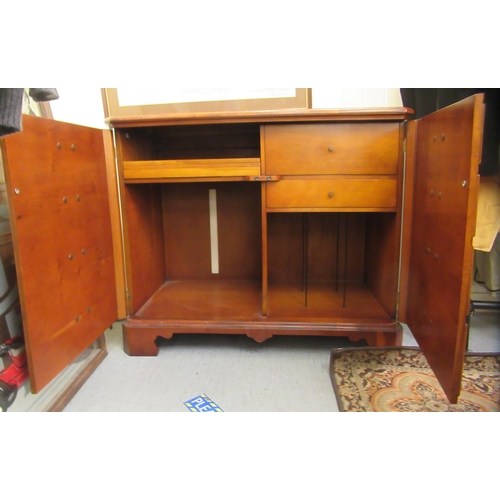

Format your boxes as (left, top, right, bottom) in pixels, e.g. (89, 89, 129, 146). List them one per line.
(0, 95, 484, 403)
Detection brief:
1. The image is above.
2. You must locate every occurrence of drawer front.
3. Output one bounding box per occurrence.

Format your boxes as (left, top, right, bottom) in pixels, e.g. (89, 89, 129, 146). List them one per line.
(266, 179, 398, 210)
(263, 123, 400, 175)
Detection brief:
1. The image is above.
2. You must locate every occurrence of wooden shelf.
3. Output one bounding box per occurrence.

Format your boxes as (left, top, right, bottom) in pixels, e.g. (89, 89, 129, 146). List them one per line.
(130, 279, 391, 323)
(123, 158, 261, 182)
(132, 280, 263, 321)
(267, 282, 391, 321)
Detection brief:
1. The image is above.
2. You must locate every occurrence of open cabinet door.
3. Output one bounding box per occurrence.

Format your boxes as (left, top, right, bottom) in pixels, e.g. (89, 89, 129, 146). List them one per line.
(405, 94, 484, 403)
(0, 114, 118, 393)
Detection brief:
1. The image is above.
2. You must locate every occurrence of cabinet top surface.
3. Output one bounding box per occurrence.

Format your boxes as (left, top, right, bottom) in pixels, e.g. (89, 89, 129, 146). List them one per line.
(106, 107, 413, 128)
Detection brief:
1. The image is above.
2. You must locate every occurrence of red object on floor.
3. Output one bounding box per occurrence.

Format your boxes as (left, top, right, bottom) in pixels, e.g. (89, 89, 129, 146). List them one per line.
(0, 337, 28, 411)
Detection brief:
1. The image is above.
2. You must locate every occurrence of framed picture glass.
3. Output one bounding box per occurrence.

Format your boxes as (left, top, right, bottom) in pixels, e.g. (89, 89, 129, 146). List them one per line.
(102, 88, 311, 119)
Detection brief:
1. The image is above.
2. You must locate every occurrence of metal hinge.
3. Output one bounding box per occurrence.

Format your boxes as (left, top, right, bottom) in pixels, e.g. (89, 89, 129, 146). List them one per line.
(248, 175, 281, 182)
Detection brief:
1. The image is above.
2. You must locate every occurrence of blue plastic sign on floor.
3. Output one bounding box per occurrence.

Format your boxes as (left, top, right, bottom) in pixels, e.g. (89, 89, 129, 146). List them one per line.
(184, 394, 224, 412)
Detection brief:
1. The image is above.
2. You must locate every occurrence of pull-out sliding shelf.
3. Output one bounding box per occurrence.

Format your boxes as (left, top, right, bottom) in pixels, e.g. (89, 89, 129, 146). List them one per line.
(123, 158, 261, 182)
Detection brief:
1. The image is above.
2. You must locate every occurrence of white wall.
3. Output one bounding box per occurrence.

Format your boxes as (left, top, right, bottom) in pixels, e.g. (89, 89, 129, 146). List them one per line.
(49, 88, 109, 129)
(312, 88, 402, 109)
(49, 88, 403, 129)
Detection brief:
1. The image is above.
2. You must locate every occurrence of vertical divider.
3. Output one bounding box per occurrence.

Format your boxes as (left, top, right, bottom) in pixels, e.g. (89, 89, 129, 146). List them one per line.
(335, 213, 340, 293)
(302, 213, 309, 307)
(343, 213, 349, 308)
(261, 184, 268, 317)
(260, 126, 268, 317)
(301, 214, 306, 292)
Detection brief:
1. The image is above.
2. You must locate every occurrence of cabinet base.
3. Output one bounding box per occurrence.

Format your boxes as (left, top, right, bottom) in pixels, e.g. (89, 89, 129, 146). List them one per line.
(122, 320, 403, 356)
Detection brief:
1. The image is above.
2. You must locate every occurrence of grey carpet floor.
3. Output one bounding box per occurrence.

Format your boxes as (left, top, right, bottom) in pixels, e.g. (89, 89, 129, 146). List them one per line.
(62, 312, 499, 412)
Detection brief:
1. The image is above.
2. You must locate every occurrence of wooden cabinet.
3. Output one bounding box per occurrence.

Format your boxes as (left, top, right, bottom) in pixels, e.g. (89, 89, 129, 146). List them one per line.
(0, 95, 484, 404)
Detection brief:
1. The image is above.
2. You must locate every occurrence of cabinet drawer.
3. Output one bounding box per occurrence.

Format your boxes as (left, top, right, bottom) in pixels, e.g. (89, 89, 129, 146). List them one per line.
(263, 123, 400, 175)
(266, 179, 398, 210)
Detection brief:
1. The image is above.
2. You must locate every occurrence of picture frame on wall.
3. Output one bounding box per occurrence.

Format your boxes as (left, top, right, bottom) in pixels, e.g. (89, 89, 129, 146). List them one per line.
(102, 88, 312, 119)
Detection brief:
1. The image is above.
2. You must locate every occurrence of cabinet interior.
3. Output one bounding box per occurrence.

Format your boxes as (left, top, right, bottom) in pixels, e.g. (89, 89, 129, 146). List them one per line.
(122, 182, 399, 322)
(267, 212, 398, 320)
(119, 123, 260, 161)
(117, 122, 401, 329)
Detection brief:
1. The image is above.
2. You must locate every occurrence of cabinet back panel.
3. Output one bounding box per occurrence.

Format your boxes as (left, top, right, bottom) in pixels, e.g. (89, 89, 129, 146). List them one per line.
(162, 182, 262, 280)
(155, 124, 260, 160)
(116, 128, 156, 161)
(267, 213, 365, 283)
(117, 124, 260, 163)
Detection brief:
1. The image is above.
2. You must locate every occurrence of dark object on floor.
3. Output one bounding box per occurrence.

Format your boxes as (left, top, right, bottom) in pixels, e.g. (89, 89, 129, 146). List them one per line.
(330, 347, 500, 412)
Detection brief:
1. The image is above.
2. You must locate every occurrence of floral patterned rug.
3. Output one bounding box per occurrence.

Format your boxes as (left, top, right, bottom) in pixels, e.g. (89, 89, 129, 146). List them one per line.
(329, 347, 500, 412)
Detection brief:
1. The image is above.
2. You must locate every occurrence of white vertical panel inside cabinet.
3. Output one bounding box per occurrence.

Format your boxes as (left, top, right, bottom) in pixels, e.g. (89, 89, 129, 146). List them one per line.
(209, 189, 219, 274)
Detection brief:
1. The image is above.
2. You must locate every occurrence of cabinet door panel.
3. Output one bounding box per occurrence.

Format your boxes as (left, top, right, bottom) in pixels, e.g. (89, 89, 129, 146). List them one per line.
(406, 94, 484, 403)
(1, 115, 117, 392)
